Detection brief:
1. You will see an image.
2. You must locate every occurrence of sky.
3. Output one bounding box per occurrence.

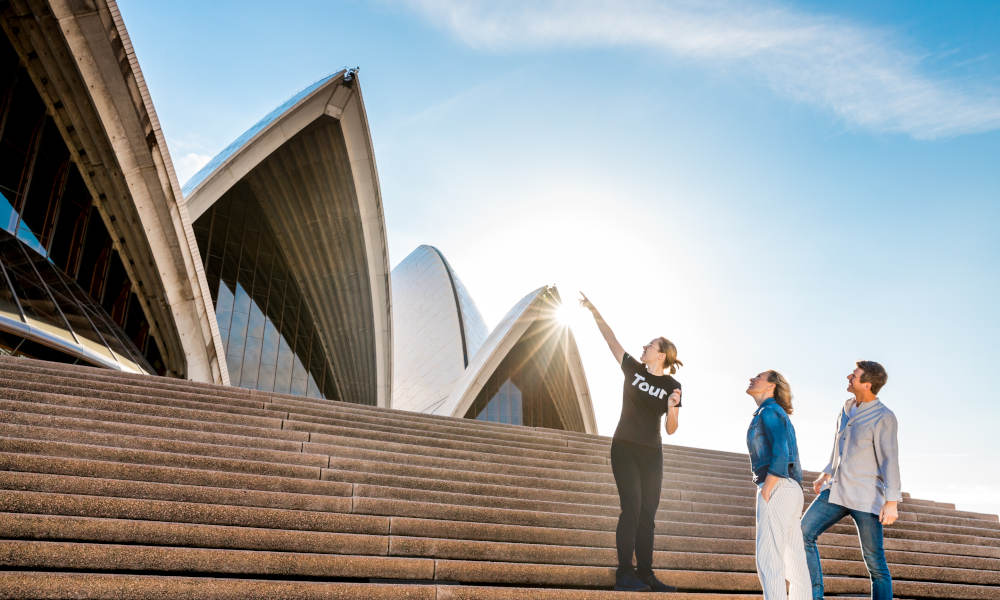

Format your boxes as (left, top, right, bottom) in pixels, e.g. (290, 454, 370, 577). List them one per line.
(116, 0, 1000, 517)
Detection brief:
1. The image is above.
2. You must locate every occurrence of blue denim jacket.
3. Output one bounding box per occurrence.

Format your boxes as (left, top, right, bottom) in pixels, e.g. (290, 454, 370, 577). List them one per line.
(747, 398, 803, 485)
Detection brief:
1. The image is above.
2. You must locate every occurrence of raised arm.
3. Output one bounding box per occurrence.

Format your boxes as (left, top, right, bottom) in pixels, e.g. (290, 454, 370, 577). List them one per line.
(579, 292, 624, 364)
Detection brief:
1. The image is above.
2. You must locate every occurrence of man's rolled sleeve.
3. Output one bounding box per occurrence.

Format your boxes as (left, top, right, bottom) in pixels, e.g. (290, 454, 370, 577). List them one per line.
(875, 411, 903, 502)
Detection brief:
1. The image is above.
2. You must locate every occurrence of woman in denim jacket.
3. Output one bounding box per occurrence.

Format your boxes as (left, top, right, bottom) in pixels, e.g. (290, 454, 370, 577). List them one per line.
(746, 370, 810, 600)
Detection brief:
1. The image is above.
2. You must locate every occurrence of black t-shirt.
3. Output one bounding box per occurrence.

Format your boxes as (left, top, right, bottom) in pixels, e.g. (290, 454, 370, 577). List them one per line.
(613, 353, 682, 448)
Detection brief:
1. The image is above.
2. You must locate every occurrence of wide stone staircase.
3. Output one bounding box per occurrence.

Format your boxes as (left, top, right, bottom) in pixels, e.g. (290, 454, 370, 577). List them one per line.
(0, 355, 997, 599)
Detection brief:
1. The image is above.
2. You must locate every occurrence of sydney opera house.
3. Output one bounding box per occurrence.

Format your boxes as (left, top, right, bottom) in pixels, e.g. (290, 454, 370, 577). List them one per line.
(0, 0, 594, 430)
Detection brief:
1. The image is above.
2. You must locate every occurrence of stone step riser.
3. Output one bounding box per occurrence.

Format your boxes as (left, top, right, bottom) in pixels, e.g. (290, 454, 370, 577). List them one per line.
(0, 540, 434, 580)
(5, 434, 993, 541)
(2, 512, 389, 556)
(0, 410, 755, 493)
(0, 490, 386, 535)
(1, 406, 988, 528)
(0, 439, 756, 516)
(0, 397, 309, 444)
(0, 374, 615, 458)
(1, 386, 976, 524)
(0, 469, 352, 513)
(7, 470, 994, 567)
(5, 513, 998, 585)
(0, 483, 940, 559)
(0, 359, 977, 504)
(1, 422, 329, 469)
(0, 419, 981, 532)
(0, 408, 305, 453)
(390, 516, 1000, 569)
(0, 454, 350, 501)
(3, 540, 970, 598)
(352, 493, 1000, 551)
(0, 573, 437, 600)
(0, 388, 283, 430)
(0, 572, 778, 600)
(0, 412, 991, 529)
(1, 385, 986, 524)
(2, 356, 997, 600)
(3, 359, 749, 462)
(1, 360, 609, 450)
(0, 367, 768, 470)
(4, 437, 323, 480)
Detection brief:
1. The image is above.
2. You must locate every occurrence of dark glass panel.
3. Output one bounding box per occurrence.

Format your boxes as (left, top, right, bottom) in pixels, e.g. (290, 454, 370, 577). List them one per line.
(290, 353, 308, 396)
(257, 362, 276, 392)
(246, 291, 266, 341)
(48, 166, 87, 270)
(0, 233, 73, 337)
(124, 294, 149, 351)
(193, 181, 338, 399)
(18, 119, 68, 256)
(0, 77, 45, 208)
(0, 33, 159, 374)
(274, 336, 293, 394)
(511, 384, 523, 424)
(240, 331, 262, 388)
(226, 345, 244, 385)
(101, 256, 127, 315)
(0, 229, 150, 371)
(76, 208, 110, 298)
(0, 192, 17, 234)
(260, 319, 279, 366)
(215, 279, 235, 342)
(228, 283, 250, 345)
(306, 374, 320, 399)
(0, 259, 23, 323)
(0, 328, 91, 365)
(38, 252, 116, 362)
(466, 320, 565, 429)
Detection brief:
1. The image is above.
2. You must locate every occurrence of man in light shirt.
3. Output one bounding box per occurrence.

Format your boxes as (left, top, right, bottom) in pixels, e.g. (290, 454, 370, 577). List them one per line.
(802, 361, 901, 600)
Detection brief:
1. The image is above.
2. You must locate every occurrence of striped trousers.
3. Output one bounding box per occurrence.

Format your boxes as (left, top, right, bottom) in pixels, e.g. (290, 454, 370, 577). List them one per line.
(755, 477, 811, 600)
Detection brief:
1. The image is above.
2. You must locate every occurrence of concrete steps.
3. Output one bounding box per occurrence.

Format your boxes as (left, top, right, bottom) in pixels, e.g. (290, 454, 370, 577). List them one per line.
(1, 355, 998, 599)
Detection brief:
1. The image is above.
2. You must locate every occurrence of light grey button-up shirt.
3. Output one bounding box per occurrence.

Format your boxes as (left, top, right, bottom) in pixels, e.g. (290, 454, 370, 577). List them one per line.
(820, 398, 902, 515)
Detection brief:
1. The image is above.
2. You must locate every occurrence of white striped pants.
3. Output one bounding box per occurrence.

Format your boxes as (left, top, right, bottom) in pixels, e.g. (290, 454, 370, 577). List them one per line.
(755, 477, 811, 600)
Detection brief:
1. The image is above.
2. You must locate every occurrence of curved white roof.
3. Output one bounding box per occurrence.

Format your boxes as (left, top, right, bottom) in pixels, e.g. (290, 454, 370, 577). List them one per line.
(390, 245, 488, 413)
(183, 71, 392, 407)
(444, 285, 597, 433)
(391, 245, 596, 433)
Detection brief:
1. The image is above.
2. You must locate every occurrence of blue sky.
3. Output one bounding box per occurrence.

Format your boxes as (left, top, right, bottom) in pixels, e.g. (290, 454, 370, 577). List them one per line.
(117, 1, 1000, 517)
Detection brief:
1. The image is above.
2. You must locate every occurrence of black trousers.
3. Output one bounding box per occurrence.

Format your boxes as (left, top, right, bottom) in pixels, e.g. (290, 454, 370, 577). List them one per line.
(610, 438, 663, 576)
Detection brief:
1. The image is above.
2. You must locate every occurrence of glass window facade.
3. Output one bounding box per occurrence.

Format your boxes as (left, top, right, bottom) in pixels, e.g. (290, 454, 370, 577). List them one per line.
(0, 32, 159, 373)
(466, 320, 575, 430)
(475, 379, 523, 425)
(193, 183, 338, 399)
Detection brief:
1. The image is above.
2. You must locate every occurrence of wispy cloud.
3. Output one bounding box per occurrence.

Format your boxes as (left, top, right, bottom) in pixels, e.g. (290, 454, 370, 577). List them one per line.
(174, 152, 212, 187)
(402, 0, 1000, 139)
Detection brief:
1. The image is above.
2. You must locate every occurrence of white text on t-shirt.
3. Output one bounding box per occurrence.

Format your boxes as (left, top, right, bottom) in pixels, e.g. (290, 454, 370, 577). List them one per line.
(631, 373, 670, 400)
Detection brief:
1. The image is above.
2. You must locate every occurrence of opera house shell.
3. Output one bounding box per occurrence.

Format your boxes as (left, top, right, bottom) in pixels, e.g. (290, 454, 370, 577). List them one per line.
(392, 245, 597, 433)
(183, 71, 391, 407)
(1, 0, 590, 430)
(0, 0, 225, 382)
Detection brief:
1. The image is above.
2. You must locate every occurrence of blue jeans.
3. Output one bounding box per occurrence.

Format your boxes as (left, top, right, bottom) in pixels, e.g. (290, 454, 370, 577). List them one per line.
(801, 489, 892, 600)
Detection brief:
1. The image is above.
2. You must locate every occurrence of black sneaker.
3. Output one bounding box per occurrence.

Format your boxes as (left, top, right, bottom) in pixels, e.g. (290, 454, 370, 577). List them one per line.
(638, 571, 677, 593)
(614, 569, 652, 592)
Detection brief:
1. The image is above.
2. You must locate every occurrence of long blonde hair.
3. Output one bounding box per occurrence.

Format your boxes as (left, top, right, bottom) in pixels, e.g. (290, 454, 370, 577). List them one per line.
(766, 370, 793, 415)
(655, 337, 683, 375)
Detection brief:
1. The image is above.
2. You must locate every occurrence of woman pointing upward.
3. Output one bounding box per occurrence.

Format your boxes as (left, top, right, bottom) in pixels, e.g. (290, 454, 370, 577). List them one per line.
(580, 292, 682, 593)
